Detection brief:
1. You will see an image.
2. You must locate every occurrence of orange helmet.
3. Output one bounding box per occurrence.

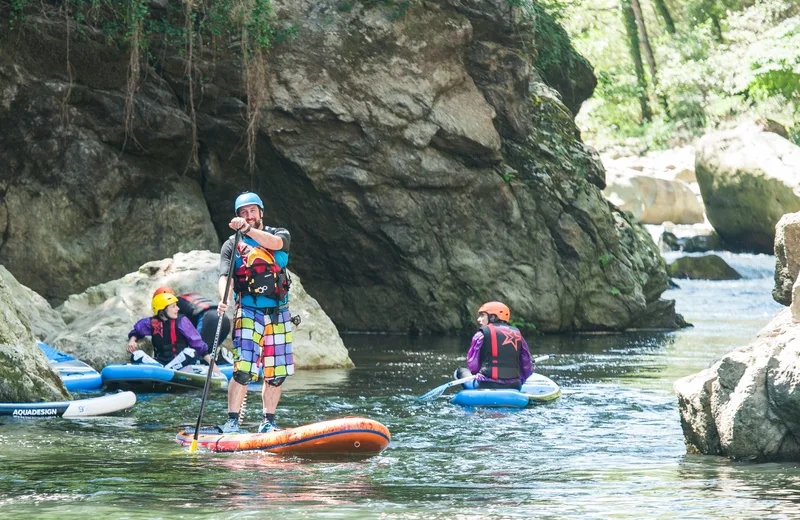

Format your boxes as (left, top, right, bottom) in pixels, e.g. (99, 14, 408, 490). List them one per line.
(153, 286, 175, 299)
(478, 301, 510, 322)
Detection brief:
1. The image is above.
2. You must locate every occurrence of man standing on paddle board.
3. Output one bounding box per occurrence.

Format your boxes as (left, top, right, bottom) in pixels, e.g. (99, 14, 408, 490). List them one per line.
(217, 192, 294, 434)
(454, 301, 533, 389)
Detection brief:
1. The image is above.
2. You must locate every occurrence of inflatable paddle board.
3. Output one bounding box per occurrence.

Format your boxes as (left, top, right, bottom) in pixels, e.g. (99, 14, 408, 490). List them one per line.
(38, 341, 103, 391)
(101, 363, 229, 391)
(0, 391, 136, 417)
(451, 373, 561, 408)
(176, 416, 391, 456)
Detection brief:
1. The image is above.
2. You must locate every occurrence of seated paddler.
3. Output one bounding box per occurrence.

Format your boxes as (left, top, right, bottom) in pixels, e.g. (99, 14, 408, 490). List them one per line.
(454, 301, 533, 390)
(126, 291, 222, 376)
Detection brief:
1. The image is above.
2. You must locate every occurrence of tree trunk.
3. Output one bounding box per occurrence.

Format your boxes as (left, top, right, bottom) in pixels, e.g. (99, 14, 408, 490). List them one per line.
(631, 0, 669, 113)
(621, 0, 651, 121)
(631, 0, 658, 86)
(710, 13, 724, 42)
(652, 0, 676, 34)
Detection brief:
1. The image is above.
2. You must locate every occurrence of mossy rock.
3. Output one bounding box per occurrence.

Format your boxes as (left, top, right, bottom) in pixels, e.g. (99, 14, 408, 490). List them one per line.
(680, 232, 723, 253)
(667, 255, 742, 281)
(0, 272, 69, 402)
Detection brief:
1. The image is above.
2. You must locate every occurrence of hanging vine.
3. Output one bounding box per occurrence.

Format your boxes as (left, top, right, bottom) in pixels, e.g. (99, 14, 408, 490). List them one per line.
(123, 0, 149, 150)
(4, 0, 285, 172)
(60, 0, 74, 126)
(239, 0, 273, 176)
(183, 0, 199, 170)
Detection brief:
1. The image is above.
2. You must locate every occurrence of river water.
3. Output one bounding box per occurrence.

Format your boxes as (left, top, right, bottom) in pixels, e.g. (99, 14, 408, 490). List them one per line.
(2, 253, 799, 519)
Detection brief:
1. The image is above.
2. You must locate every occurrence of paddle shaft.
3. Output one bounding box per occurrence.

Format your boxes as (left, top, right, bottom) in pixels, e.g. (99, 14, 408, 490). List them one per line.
(191, 230, 241, 451)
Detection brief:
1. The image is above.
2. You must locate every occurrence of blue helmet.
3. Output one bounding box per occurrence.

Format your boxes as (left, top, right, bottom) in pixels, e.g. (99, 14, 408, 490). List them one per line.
(234, 192, 264, 214)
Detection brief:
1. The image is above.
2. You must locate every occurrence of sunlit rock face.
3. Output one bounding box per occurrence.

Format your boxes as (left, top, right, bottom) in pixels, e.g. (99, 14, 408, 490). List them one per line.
(773, 212, 800, 306)
(696, 121, 800, 254)
(676, 308, 800, 461)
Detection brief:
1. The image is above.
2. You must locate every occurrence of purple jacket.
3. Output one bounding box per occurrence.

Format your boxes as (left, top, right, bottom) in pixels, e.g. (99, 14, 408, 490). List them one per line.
(128, 316, 209, 357)
(467, 329, 533, 384)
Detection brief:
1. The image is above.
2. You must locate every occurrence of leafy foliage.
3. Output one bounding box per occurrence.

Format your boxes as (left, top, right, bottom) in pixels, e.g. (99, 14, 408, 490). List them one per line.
(598, 252, 614, 267)
(509, 316, 538, 334)
(563, 0, 800, 149)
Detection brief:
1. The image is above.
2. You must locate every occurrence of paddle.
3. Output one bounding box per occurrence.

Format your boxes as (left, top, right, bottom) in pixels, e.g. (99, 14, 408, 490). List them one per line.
(417, 375, 477, 401)
(534, 354, 556, 364)
(416, 353, 556, 402)
(190, 230, 241, 452)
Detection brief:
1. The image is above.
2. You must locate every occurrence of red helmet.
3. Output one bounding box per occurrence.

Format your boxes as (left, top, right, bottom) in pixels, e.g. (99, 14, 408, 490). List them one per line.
(152, 286, 175, 299)
(478, 301, 510, 322)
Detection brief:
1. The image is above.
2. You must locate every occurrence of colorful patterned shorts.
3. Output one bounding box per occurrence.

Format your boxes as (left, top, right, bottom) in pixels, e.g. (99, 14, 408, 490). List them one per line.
(232, 305, 294, 382)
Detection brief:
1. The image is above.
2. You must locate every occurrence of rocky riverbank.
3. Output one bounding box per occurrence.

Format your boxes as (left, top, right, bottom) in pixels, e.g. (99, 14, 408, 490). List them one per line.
(0, 252, 353, 402)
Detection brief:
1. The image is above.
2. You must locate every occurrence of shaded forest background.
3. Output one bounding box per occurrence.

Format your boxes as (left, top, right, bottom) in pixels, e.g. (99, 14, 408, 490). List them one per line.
(557, 0, 800, 151)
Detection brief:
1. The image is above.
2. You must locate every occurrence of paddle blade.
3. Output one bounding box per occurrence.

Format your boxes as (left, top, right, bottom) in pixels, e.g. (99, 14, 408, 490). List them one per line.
(417, 384, 449, 402)
(416, 375, 477, 401)
(190, 439, 198, 452)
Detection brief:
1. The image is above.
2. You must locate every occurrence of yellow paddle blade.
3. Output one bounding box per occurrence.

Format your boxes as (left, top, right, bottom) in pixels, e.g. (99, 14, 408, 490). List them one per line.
(190, 440, 198, 452)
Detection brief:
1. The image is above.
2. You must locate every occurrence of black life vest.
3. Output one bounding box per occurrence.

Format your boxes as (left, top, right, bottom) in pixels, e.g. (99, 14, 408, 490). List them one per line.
(150, 316, 188, 365)
(479, 323, 523, 380)
(232, 238, 291, 301)
(177, 293, 214, 323)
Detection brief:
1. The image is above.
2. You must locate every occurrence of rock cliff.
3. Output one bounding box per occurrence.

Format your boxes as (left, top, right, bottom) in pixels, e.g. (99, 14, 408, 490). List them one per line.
(0, 0, 683, 332)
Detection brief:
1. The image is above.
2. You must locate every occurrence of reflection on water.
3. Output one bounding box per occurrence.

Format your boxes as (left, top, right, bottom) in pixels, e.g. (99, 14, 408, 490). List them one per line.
(1, 254, 798, 518)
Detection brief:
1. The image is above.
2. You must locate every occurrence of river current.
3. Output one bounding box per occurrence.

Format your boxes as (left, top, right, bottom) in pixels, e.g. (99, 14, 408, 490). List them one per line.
(2, 253, 798, 519)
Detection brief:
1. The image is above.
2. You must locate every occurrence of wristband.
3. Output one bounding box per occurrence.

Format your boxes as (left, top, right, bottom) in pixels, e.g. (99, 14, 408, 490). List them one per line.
(243, 224, 252, 234)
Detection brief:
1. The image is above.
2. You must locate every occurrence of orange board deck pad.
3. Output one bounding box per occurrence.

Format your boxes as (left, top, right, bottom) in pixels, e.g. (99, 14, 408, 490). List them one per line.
(177, 416, 390, 457)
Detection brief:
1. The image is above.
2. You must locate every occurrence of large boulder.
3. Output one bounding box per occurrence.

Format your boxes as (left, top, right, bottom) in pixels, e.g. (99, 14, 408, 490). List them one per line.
(0, 0, 683, 333)
(603, 164, 705, 225)
(0, 265, 66, 340)
(773, 212, 800, 305)
(46, 251, 354, 371)
(666, 255, 742, 280)
(695, 121, 800, 253)
(675, 308, 800, 461)
(0, 266, 69, 402)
